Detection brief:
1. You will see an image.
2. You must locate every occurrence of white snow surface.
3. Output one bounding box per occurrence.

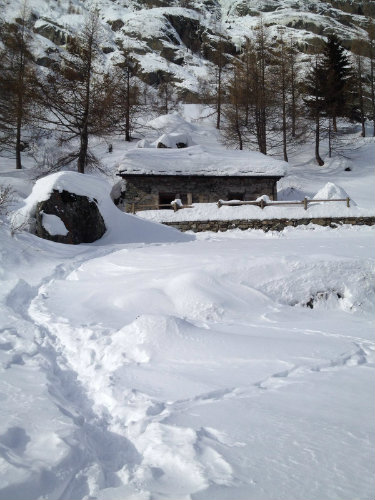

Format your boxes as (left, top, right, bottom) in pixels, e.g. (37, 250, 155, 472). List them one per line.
(0, 222, 374, 500)
(41, 212, 69, 236)
(118, 145, 287, 177)
(0, 109, 374, 500)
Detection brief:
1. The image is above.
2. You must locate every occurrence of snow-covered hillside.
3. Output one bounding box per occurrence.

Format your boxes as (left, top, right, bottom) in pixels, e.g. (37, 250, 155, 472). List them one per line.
(0, 0, 373, 93)
(0, 105, 374, 499)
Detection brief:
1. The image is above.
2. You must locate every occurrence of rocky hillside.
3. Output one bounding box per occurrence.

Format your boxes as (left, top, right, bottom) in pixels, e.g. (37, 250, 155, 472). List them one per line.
(0, 0, 373, 94)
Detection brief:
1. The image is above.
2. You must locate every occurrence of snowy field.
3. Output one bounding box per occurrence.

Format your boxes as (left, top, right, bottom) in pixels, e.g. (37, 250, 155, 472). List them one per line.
(0, 109, 374, 500)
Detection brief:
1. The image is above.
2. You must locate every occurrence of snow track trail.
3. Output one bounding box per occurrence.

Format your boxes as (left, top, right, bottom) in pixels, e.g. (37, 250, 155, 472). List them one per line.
(1, 225, 374, 500)
(25, 228, 375, 500)
(0, 234, 149, 499)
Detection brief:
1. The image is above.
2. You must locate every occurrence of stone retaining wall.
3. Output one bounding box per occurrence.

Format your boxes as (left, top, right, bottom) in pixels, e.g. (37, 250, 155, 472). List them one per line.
(162, 217, 375, 232)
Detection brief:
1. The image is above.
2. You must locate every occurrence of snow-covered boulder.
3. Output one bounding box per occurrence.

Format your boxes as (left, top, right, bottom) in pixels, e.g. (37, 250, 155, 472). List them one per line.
(12, 172, 194, 245)
(35, 190, 106, 244)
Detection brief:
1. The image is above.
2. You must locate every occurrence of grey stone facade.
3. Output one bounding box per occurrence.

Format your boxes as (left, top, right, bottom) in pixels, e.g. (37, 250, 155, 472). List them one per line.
(119, 174, 281, 211)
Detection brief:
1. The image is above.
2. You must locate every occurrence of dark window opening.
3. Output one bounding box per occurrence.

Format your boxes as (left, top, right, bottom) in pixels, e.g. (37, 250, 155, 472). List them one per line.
(159, 192, 177, 208)
(227, 192, 244, 201)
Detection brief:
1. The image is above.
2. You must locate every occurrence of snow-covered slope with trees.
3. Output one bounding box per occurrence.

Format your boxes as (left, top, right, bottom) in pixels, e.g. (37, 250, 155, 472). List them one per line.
(0, 0, 373, 95)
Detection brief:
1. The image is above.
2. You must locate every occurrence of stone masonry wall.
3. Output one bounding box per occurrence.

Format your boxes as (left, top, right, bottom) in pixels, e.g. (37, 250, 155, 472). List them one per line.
(162, 217, 375, 232)
(122, 175, 279, 210)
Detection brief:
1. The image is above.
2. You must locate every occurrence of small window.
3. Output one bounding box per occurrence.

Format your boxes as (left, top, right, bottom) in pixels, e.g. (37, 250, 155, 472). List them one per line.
(159, 193, 177, 209)
(227, 192, 244, 201)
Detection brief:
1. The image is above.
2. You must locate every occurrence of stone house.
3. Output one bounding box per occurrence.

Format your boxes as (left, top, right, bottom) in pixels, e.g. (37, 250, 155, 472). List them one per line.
(117, 144, 285, 211)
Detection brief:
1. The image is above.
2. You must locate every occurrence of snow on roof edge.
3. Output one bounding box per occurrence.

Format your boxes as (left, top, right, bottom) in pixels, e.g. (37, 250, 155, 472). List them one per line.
(117, 145, 286, 177)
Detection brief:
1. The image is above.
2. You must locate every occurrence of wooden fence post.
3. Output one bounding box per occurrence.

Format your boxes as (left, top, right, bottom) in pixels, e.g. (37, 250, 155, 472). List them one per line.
(303, 197, 308, 210)
(346, 197, 350, 207)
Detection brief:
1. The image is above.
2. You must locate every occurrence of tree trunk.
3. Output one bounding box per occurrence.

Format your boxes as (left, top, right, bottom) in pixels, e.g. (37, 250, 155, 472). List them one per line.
(291, 55, 296, 138)
(328, 120, 332, 158)
(315, 112, 324, 166)
(216, 65, 222, 130)
(282, 97, 288, 162)
(125, 69, 131, 141)
(235, 102, 243, 150)
(281, 55, 288, 162)
(357, 55, 366, 137)
(15, 119, 22, 169)
(332, 114, 337, 133)
(370, 39, 375, 137)
(77, 124, 88, 174)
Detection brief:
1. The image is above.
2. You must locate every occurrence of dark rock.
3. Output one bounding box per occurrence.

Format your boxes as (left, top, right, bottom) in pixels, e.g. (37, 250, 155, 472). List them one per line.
(35, 189, 106, 244)
(34, 20, 67, 46)
(107, 19, 124, 32)
(164, 14, 203, 53)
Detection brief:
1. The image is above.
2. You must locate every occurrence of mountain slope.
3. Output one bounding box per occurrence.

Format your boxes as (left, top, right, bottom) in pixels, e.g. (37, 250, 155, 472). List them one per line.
(0, 0, 373, 93)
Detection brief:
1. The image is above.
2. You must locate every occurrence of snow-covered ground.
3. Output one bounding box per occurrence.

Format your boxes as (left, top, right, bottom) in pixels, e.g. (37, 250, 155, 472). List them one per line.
(0, 109, 374, 500)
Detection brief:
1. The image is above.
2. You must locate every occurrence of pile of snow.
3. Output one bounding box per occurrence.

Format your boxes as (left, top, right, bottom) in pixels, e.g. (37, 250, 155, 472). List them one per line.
(314, 182, 356, 205)
(118, 145, 286, 177)
(12, 172, 193, 245)
(146, 112, 196, 133)
(154, 132, 195, 149)
(137, 132, 195, 149)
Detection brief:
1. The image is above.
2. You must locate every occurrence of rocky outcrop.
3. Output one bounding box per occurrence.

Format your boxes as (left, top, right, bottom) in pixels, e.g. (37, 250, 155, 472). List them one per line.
(35, 189, 106, 244)
(34, 20, 68, 46)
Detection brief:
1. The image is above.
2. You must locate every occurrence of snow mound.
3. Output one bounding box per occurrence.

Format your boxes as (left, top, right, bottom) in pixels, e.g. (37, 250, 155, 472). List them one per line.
(146, 112, 196, 133)
(137, 133, 195, 149)
(153, 132, 195, 149)
(314, 182, 356, 205)
(12, 172, 194, 245)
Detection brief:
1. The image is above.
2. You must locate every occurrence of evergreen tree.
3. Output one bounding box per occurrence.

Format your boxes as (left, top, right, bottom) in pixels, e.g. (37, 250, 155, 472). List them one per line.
(322, 35, 352, 132)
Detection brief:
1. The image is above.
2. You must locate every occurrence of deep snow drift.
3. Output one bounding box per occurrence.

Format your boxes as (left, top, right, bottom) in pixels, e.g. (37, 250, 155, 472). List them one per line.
(0, 222, 374, 500)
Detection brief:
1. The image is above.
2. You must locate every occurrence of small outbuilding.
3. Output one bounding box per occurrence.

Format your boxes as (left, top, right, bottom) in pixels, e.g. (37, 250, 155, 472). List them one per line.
(117, 144, 286, 211)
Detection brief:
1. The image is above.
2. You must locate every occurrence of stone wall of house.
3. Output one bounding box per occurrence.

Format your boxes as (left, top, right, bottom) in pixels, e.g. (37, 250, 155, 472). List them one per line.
(122, 175, 279, 211)
(162, 217, 375, 232)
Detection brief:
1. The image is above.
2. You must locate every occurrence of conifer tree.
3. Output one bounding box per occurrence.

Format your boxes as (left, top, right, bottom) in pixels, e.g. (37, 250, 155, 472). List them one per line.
(322, 35, 352, 132)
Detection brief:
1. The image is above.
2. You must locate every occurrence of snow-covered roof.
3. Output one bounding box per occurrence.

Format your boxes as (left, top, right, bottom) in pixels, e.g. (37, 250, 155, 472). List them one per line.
(117, 145, 286, 177)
